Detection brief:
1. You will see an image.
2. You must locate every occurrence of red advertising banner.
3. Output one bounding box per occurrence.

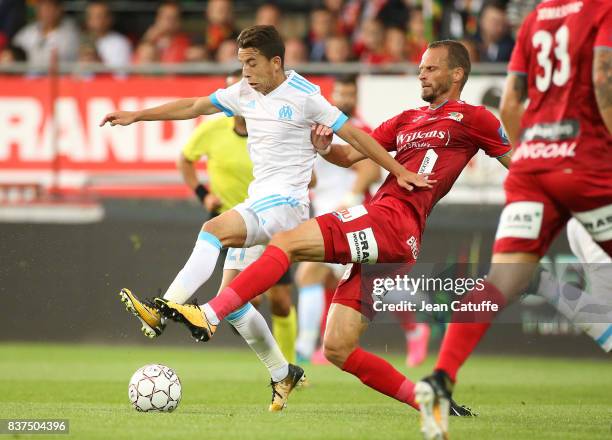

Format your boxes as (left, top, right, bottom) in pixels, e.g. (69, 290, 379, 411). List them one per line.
(0, 75, 334, 199)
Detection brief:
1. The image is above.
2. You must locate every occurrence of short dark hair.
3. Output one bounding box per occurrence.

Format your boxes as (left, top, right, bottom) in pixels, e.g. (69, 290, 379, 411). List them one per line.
(236, 25, 285, 64)
(428, 40, 471, 90)
(334, 74, 358, 87)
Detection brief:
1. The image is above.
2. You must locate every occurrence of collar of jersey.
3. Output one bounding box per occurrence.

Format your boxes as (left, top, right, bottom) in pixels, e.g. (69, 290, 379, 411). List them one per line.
(428, 99, 450, 111)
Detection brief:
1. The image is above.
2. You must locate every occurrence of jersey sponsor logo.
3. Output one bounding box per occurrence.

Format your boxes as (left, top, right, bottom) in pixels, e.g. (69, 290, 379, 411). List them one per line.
(537, 1, 583, 21)
(521, 120, 579, 142)
(418, 149, 438, 174)
(335, 205, 368, 222)
(573, 205, 612, 242)
(412, 115, 426, 123)
(396, 130, 447, 152)
(278, 105, 294, 121)
(406, 235, 419, 260)
(512, 141, 576, 161)
(495, 202, 544, 240)
(347, 227, 379, 263)
(446, 112, 463, 122)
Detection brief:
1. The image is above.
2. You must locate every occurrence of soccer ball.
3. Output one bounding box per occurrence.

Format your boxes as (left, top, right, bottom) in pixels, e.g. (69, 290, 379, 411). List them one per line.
(128, 364, 182, 412)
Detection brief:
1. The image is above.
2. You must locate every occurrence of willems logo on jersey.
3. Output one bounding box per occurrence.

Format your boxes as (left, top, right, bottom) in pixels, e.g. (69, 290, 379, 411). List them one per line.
(347, 228, 379, 263)
(278, 105, 293, 121)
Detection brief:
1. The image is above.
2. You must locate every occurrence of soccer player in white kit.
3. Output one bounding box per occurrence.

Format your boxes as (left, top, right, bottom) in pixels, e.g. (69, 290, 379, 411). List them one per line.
(100, 25, 432, 410)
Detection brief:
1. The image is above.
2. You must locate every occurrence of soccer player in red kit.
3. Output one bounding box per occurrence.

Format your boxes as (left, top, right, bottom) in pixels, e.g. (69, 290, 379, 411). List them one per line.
(156, 40, 511, 417)
(416, 1, 612, 438)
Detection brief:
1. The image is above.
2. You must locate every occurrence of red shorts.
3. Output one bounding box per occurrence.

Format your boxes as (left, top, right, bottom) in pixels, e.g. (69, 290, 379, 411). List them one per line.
(493, 169, 612, 256)
(315, 197, 422, 318)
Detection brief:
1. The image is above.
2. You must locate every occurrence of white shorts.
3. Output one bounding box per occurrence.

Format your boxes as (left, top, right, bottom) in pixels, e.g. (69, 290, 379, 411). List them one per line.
(233, 194, 310, 248)
(223, 245, 265, 271)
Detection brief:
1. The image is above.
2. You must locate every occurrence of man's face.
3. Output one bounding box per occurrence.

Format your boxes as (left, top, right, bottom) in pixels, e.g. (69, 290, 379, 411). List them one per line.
(332, 82, 357, 116)
(418, 47, 454, 103)
(37, 0, 62, 29)
(86, 3, 111, 34)
(156, 4, 181, 35)
(480, 7, 507, 43)
(238, 47, 279, 94)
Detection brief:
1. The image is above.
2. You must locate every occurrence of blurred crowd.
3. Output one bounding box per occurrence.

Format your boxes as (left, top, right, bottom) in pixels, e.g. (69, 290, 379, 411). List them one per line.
(0, 0, 529, 69)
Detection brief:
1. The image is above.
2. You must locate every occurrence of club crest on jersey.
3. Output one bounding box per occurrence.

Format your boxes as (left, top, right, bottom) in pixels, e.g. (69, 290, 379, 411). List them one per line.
(412, 115, 425, 123)
(278, 105, 294, 121)
(446, 112, 463, 122)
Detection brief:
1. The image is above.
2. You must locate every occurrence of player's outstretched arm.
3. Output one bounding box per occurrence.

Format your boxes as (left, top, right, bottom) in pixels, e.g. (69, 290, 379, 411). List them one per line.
(593, 48, 612, 135)
(500, 73, 527, 147)
(335, 122, 435, 191)
(310, 124, 366, 167)
(99, 96, 220, 127)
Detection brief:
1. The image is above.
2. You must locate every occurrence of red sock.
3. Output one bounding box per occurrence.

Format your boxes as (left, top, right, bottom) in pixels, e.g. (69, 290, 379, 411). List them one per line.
(342, 347, 418, 410)
(208, 245, 290, 321)
(435, 281, 506, 382)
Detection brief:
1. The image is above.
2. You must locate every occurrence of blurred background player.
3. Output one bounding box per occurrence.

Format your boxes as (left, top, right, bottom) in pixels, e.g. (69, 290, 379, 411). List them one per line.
(417, 1, 612, 438)
(295, 75, 431, 367)
(177, 69, 298, 365)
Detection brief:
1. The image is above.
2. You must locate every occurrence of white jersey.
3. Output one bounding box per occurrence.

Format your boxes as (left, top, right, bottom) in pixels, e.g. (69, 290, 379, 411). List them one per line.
(211, 70, 348, 204)
(312, 133, 357, 217)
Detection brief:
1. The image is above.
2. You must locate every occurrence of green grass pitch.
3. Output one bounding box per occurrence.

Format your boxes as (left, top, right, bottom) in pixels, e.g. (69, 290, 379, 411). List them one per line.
(0, 343, 610, 439)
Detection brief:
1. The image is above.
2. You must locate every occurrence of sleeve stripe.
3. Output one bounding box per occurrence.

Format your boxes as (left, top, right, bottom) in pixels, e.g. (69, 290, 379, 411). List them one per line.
(331, 113, 349, 132)
(209, 92, 234, 117)
(292, 75, 317, 92)
(289, 81, 313, 94)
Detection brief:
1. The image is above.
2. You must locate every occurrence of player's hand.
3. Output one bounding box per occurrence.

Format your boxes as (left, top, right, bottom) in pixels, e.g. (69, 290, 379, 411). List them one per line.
(396, 170, 436, 191)
(311, 123, 333, 154)
(99, 111, 139, 127)
(204, 193, 222, 212)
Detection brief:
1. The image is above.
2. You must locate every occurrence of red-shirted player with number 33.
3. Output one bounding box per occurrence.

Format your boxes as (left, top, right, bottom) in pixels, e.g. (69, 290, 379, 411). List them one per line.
(417, 1, 612, 439)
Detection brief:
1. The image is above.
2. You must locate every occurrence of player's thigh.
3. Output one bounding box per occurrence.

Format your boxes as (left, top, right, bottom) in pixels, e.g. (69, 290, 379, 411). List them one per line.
(493, 171, 569, 257)
(202, 209, 247, 248)
(488, 252, 540, 300)
(270, 218, 326, 262)
(295, 261, 332, 286)
(323, 303, 368, 354)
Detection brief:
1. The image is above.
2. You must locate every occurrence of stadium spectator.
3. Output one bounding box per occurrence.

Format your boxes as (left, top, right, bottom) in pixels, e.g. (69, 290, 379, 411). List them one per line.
(436, 0, 481, 40)
(324, 34, 353, 63)
(284, 37, 307, 66)
(355, 19, 391, 65)
(405, 8, 428, 63)
(0, 44, 26, 64)
(340, 0, 409, 40)
(384, 26, 407, 62)
(141, 1, 190, 63)
(84, 0, 132, 68)
(307, 7, 334, 61)
(13, 0, 80, 68)
(77, 39, 100, 64)
(474, 2, 514, 62)
(255, 3, 281, 28)
(204, 0, 237, 57)
(460, 38, 480, 63)
(215, 39, 237, 63)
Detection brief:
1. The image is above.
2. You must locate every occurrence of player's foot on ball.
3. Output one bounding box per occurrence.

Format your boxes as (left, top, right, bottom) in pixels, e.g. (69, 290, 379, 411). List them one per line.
(119, 288, 165, 338)
(269, 364, 306, 412)
(155, 298, 217, 342)
(415, 370, 454, 440)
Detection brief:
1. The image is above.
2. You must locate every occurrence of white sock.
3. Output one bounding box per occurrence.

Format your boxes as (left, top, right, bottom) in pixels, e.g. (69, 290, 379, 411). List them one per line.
(536, 270, 612, 349)
(226, 303, 289, 382)
(163, 231, 221, 304)
(295, 284, 324, 359)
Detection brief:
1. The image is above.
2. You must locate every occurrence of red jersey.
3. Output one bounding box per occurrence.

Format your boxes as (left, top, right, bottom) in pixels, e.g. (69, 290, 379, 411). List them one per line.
(370, 100, 511, 228)
(508, 0, 612, 173)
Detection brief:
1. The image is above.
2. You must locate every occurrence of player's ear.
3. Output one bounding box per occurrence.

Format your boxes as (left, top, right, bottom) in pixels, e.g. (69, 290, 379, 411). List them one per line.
(453, 67, 464, 87)
(271, 55, 283, 70)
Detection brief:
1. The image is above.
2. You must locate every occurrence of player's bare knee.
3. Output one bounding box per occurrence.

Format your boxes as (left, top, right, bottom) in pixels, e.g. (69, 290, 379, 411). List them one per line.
(322, 335, 355, 368)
